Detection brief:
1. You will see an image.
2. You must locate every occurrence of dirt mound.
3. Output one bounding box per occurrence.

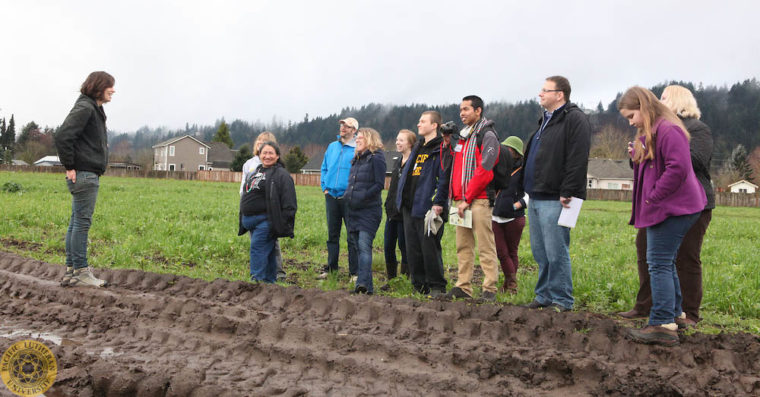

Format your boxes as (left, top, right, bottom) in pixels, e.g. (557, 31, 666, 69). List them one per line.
(0, 251, 758, 396)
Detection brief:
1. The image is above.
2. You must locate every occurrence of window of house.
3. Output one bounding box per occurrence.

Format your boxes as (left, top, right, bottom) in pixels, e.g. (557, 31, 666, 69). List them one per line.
(169, 164, 175, 171)
(607, 182, 619, 189)
(199, 147, 205, 155)
(199, 165, 205, 170)
(740, 188, 747, 193)
(169, 146, 175, 156)
(587, 180, 593, 188)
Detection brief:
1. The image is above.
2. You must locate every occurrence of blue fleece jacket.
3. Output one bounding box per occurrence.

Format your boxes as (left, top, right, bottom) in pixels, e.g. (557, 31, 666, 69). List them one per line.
(320, 136, 356, 197)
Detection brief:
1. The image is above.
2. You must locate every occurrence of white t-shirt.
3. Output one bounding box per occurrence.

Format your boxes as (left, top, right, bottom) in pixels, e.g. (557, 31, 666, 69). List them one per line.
(239, 156, 261, 195)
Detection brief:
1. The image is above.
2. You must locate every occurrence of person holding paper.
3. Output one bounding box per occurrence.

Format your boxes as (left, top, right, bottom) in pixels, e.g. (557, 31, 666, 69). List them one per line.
(618, 87, 706, 346)
(521, 76, 591, 312)
(396, 111, 451, 297)
(445, 95, 501, 301)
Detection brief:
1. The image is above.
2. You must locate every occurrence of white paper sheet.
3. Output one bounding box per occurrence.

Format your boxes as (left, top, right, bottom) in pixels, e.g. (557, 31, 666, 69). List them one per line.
(557, 197, 584, 228)
(448, 207, 472, 228)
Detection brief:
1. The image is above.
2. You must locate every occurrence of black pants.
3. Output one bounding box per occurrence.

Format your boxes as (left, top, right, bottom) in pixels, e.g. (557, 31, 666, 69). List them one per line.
(402, 207, 447, 294)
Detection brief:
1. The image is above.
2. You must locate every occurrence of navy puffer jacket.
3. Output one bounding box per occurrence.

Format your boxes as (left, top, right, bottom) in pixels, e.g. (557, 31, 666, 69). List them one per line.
(345, 149, 386, 233)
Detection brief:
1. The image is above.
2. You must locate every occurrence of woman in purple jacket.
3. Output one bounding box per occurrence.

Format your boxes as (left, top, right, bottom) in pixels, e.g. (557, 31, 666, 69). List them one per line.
(618, 86, 706, 347)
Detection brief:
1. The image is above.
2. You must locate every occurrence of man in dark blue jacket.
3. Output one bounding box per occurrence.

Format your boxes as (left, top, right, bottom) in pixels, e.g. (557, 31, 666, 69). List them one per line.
(396, 111, 451, 296)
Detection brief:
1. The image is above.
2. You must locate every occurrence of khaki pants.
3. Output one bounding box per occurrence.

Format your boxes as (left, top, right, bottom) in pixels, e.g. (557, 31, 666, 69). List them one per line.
(454, 199, 499, 294)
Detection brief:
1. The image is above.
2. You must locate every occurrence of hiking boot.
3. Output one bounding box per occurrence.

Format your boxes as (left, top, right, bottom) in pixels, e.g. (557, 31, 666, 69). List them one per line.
(523, 300, 549, 309)
(618, 308, 648, 319)
(549, 303, 571, 312)
(626, 324, 679, 346)
(443, 286, 472, 300)
(353, 285, 370, 295)
(427, 289, 446, 299)
(379, 283, 391, 292)
(480, 291, 496, 302)
(69, 267, 107, 287)
(60, 266, 74, 287)
(316, 271, 330, 280)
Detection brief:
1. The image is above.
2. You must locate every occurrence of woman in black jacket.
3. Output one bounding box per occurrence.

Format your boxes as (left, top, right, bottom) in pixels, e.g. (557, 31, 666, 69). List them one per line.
(381, 129, 416, 290)
(345, 128, 387, 294)
(491, 136, 527, 294)
(238, 142, 297, 283)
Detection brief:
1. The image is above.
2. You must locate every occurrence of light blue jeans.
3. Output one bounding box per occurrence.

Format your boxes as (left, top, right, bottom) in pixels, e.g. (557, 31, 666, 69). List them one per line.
(528, 199, 573, 309)
(242, 214, 277, 283)
(65, 171, 100, 270)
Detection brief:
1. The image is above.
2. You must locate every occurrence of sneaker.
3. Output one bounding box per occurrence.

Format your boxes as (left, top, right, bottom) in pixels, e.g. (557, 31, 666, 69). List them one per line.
(316, 271, 330, 280)
(549, 303, 571, 312)
(480, 291, 496, 301)
(379, 283, 391, 292)
(523, 300, 550, 309)
(626, 324, 679, 346)
(427, 289, 446, 299)
(353, 285, 369, 294)
(60, 266, 74, 287)
(69, 267, 107, 287)
(618, 309, 648, 319)
(443, 286, 472, 300)
(675, 314, 697, 330)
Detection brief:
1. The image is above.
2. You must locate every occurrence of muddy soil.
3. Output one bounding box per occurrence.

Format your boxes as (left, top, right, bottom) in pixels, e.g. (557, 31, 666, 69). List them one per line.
(0, 251, 758, 396)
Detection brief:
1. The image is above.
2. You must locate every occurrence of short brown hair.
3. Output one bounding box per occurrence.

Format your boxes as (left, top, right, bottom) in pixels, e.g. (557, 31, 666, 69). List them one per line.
(80, 71, 115, 101)
(546, 75, 571, 102)
(397, 129, 417, 147)
(421, 110, 442, 133)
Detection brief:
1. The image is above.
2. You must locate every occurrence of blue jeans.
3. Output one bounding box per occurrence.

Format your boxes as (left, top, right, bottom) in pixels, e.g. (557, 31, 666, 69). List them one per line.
(529, 199, 573, 309)
(325, 194, 358, 274)
(65, 171, 99, 270)
(383, 218, 406, 278)
(242, 214, 277, 283)
(646, 212, 700, 325)
(352, 230, 376, 294)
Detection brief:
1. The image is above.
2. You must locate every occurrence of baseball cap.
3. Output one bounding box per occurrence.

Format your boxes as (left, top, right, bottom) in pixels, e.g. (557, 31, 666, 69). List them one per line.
(339, 117, 359, 130)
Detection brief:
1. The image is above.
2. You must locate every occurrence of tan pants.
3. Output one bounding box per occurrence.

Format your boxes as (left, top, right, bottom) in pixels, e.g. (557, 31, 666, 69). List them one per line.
(454, 199, 499, 294)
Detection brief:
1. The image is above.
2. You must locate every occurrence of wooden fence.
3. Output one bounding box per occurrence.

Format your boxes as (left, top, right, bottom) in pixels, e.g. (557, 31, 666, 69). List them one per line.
(2, 165, 757, 207)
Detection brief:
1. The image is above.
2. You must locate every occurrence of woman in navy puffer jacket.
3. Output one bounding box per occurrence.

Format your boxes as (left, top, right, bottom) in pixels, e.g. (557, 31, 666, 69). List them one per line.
(344, 128, 387, 294)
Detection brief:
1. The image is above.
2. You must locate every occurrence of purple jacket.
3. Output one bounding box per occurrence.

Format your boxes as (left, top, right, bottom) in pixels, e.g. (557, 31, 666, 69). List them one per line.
(630, 118, 706, 228)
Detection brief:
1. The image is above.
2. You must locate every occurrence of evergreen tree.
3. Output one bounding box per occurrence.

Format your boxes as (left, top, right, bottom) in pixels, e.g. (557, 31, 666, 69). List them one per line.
(212, 121, 234, 148)
(17, 121, 40, 147)
(230, 144, 251, 172)
(731, 144, 754, 182)
(284, 146, 308, 173)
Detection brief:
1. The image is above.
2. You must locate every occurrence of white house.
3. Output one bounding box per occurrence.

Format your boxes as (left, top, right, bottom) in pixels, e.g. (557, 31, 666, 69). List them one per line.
(586, 158, 633, 190)
(33, 156, 62, 167)
(728, 180, 758, 194)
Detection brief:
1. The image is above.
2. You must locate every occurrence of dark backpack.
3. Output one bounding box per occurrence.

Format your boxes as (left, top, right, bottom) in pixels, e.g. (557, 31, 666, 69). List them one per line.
(476, 128, 513, 204)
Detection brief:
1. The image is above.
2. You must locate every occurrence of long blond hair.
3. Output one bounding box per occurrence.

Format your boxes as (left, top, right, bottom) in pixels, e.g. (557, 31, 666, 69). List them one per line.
(617, 86, 689, 163)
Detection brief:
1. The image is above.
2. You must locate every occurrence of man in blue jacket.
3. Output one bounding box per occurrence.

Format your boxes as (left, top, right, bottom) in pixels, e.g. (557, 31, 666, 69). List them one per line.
(319, 117, 359, 279)
(396, 111, 451, 296)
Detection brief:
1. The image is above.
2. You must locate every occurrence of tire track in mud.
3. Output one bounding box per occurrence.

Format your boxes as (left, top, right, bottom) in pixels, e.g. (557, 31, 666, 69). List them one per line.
(0, 251, 759, 396)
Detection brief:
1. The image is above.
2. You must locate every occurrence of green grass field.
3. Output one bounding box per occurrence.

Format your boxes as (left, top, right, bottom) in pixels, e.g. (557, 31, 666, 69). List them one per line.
(2, 171, 759, 333)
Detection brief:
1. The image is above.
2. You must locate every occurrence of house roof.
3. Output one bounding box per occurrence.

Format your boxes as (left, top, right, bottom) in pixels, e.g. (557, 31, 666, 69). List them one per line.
(301, 150, 400, 174)
(587, 158, 633, 180)
(33, 155, 61, 165)
(207, 142, 235, 163)
(728, 179, 758, 188)
(152, 135, 210, 149)
(11, 159, 29, 166)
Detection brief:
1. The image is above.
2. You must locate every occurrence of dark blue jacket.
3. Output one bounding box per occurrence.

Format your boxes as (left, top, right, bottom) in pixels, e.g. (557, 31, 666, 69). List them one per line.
(492, 158, 526, 219)
(345, 149, 386, 233)
(396, 136, 451, 220)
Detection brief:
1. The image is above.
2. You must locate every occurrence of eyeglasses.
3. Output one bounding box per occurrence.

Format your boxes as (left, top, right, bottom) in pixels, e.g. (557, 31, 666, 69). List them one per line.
(540, 89, 562, 93)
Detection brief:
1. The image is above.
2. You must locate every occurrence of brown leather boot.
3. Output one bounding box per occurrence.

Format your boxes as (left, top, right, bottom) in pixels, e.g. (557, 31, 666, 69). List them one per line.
(618, 309, 648, 319)
(505, 273, 518, 294)
(626, 324, 679, 346)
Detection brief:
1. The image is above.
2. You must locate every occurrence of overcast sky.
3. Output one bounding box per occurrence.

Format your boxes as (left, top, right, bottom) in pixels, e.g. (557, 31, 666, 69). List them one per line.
(1, 0, 757, 133)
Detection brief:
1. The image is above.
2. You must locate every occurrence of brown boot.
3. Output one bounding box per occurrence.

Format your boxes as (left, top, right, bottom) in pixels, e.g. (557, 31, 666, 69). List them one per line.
(618, 308, 648, 319)
(505, 273, 518, 294)
(626, 324, 679, 346)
